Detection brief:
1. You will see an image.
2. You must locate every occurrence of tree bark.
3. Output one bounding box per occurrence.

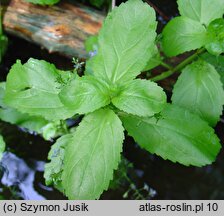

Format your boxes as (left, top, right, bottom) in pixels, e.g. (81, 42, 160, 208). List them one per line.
(1, 0, 105, 58)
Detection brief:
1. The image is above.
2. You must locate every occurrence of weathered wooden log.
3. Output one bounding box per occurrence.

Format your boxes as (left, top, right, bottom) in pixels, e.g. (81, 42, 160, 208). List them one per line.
(1, 0, 105, 58)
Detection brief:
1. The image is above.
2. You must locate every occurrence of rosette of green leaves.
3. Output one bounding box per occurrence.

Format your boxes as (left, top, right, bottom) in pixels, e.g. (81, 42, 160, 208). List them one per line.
(4, 0, 222, 200)
(162, 0, 224, 57)
(48, 0, 167, 199)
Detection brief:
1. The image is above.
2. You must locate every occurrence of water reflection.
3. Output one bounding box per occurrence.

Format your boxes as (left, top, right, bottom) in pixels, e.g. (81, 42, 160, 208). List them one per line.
(0, 152, 46, 200)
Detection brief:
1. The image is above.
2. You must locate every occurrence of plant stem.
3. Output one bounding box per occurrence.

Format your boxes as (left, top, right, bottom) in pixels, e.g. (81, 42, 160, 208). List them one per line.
(0, 8, 3, 35)
(151, 48, 206, 82)
(160, 61, 172, 70)
(123, 175, 145, 200)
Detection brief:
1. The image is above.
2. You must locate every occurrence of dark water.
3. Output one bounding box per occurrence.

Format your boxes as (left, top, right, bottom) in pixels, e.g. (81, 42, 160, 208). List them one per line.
(0, 0, 224, 200)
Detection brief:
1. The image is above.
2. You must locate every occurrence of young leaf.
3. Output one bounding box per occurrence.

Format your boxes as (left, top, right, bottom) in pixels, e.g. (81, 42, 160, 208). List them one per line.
(201, 53, 224, 84)
(121, 104, 221, 167)
(44, 134, 72, 191)
(86, 0, 157, 84)
(59, 76, 110, 115)
(41, 121, 68, 141)
(112, 79, 166, 117)
(172, 60, 224, 126)
(4, 59, 76, 121)
(0, 135, 5, 160)
(25, 0, 60, 5)
(206, 19, 224, 56)
(177, 0, 224, 26)
(162, 17, 210, 57)
(62, 109, 124, 199)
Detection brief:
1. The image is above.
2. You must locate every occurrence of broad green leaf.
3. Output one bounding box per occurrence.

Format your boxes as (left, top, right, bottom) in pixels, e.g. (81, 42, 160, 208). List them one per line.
(162, 17, 210, 57)
(0, 108, 49, 133)
(201, 53, 224, 84)
(86, 0, 157, 84)
(121, 104, 221, 167)
(177, 0, 224, 26)
(44, 134, 72, 191)
(143, 45, 161, 71)
(59, 76, 110, 115)
(62, 109, 124, 199)
(112, 79, 166, 117)
(4, 59, 76, 121)
(172, 60, 224, 126)
(206, 19, 224, 56)
(0, 83, 67, 140)
(25, 0, 59, 5)
(0, 82, 49, 133)
(0, 135, 5, 160)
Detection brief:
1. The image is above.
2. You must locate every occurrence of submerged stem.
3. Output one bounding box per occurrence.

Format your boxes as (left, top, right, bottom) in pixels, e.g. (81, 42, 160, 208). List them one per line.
(160, 61, 172, 70)
(0, 8, 3, 35)
(151, 48, 206, 82)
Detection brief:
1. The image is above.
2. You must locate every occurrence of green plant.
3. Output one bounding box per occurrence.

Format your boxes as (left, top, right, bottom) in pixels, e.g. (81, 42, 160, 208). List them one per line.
(0, 11, 7, 158)
(0, 135, 5, 159)
(1, 0, 224, 200)
(0, 8, 8, 64)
